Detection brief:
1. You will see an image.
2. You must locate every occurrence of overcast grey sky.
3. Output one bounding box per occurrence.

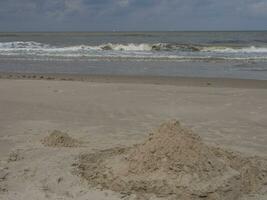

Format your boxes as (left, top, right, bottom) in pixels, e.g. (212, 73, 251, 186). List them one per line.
(0, 0, 267, 31)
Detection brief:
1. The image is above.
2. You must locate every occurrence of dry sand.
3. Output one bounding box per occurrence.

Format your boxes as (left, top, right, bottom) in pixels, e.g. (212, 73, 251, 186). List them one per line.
(78, 120, 267, 200)
(0, 75, 267, 200)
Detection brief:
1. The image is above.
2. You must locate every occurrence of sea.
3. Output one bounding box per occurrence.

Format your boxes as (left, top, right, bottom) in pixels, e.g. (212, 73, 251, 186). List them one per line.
(0, 31, 267, 80)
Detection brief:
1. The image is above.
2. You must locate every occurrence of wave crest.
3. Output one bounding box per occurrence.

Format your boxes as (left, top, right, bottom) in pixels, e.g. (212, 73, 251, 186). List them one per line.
(0, 41, 51, 49)
(0, 41, 267, 61)
(1, 41, 267, 53)
(0, 41, 202, 52)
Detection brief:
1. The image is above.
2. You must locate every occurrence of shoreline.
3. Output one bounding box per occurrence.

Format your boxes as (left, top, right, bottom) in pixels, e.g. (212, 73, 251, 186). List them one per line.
(0, 72, 267, 89)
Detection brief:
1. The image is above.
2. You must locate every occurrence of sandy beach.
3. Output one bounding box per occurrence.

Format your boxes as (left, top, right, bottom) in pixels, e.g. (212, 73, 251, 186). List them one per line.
(0, 74, 267, 200)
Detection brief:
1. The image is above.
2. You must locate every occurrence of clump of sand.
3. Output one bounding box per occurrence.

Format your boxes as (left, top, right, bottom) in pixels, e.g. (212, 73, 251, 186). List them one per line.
(41, 130, 79, 147)
(78, 120, 267, 200)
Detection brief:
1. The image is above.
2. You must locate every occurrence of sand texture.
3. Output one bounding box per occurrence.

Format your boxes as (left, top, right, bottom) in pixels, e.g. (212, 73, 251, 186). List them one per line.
(0, 78, 267, 200)
(78, 120, 267, 200)
(41, 130, 80, 147)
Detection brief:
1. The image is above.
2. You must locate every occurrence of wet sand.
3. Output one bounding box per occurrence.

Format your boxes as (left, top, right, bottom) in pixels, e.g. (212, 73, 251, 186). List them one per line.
(0, 73, 267, 199)
(1, 72, 267, 88)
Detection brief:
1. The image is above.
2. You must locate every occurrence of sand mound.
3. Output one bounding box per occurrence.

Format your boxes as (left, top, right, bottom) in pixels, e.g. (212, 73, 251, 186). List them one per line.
(78, 120, 267, 200)
(127, 120, 226, 178)
(41, 130, 79, 147)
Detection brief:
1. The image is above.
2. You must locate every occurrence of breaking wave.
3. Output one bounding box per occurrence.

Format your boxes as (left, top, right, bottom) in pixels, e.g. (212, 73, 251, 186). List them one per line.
(1, 41, 267, 61)
(0, 41, 202, 52)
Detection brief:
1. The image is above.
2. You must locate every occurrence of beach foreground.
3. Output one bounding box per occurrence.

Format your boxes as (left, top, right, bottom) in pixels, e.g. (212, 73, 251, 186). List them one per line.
(0, 75, 267, 200)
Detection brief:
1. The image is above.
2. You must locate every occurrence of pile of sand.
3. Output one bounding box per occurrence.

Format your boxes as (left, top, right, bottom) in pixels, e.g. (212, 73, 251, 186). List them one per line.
(41, 130, 79, 147)
(78, 120, 267, 200)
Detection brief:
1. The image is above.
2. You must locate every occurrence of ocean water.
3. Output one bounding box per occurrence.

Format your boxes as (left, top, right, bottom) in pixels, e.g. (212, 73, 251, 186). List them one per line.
(0, 31, 267, 80)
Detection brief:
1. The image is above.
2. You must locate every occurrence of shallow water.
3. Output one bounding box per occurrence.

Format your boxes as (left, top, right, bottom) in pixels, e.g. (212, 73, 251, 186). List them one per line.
(0, 31, 267, 79)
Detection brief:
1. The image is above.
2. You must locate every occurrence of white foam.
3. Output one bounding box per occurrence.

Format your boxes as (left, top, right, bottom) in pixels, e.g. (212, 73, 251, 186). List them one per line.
(0, 41, 51, 49)
(99, 43, 153, 51)
(202, 46, 267, 53)
(0, 41, 154, 52)
(1, 41, 267, 61)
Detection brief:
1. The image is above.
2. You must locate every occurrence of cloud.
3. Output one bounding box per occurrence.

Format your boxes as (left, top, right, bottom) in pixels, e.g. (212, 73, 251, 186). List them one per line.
(249, 1, 267, 17)
(0, 0, 266, 31)
(117, 0, 130, 7)
(44, 0, 86, 21)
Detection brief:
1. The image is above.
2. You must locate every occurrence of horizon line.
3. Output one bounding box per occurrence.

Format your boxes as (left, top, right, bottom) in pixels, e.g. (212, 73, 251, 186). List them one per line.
(0, 30, 267, 33)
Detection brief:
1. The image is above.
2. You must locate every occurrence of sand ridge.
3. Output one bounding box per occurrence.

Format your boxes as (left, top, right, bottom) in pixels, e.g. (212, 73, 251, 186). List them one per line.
(78, 120, 267, 200)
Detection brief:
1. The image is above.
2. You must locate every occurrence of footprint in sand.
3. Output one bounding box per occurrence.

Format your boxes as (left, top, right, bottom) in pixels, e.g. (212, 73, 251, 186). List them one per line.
(0, 168, 9, 193)
(7, 150, 24, 162)
(41, 130, 80, 148)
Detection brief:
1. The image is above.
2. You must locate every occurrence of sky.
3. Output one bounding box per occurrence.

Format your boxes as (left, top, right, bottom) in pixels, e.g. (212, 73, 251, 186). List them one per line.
(0, 0, 267, 31)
